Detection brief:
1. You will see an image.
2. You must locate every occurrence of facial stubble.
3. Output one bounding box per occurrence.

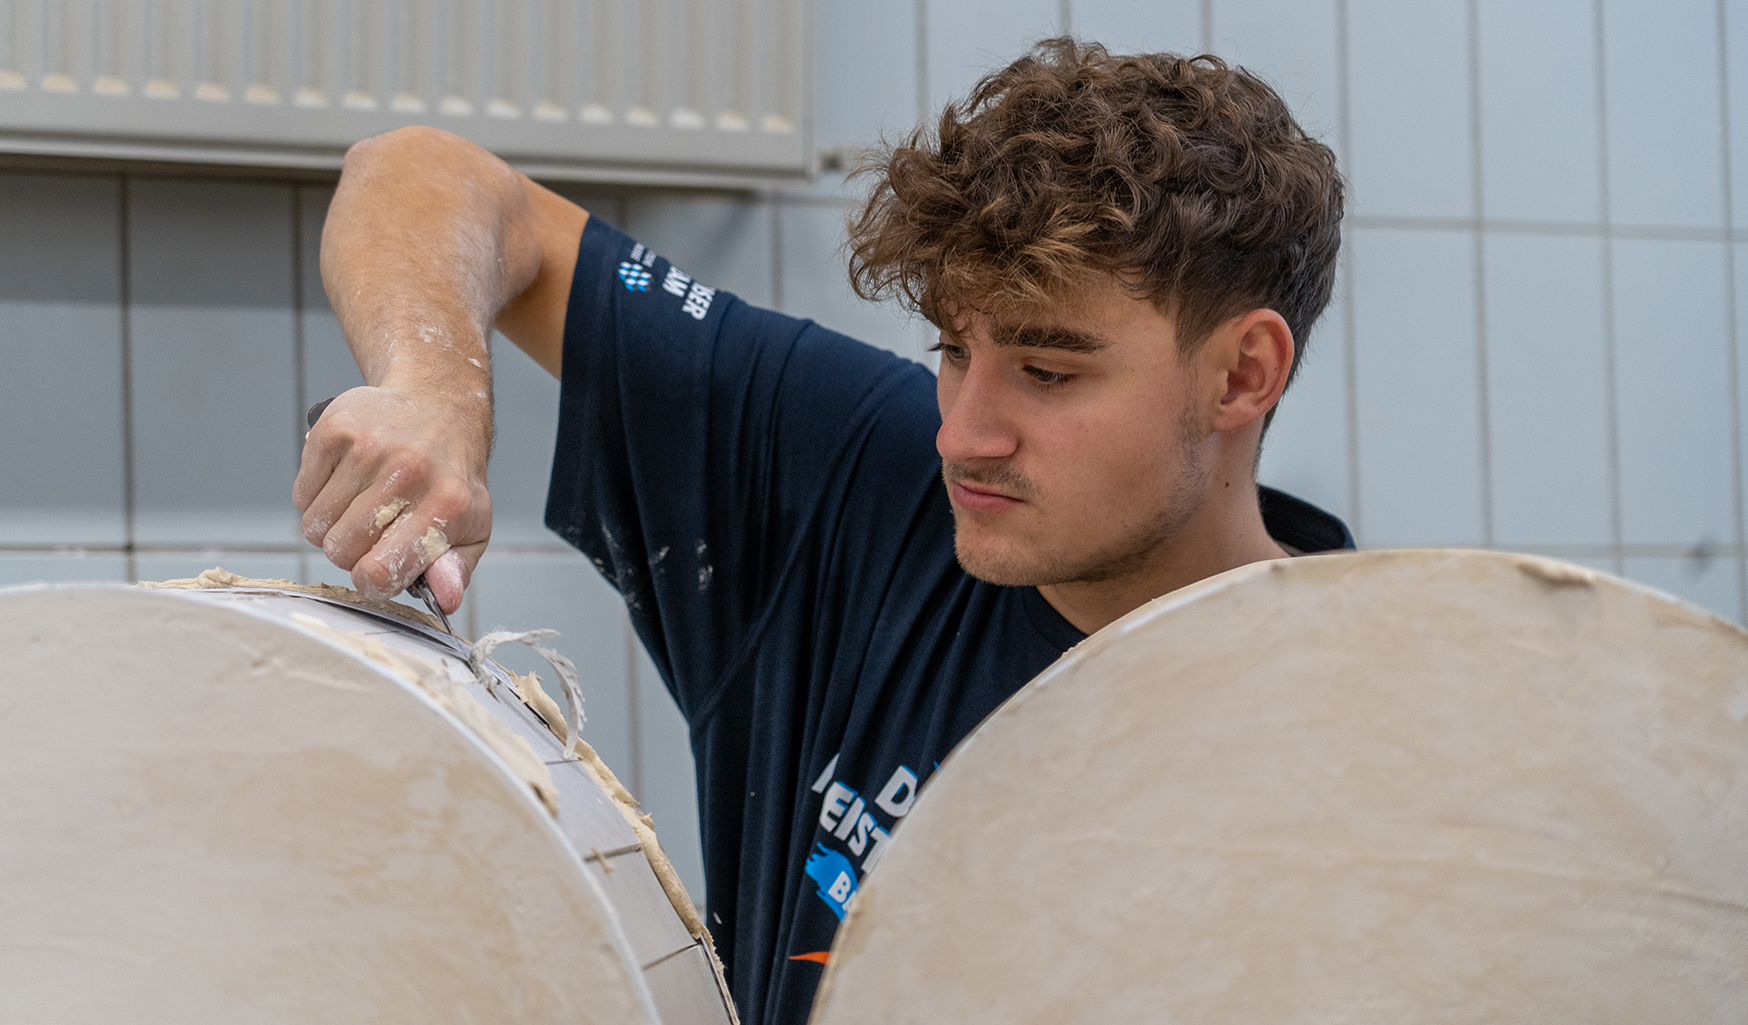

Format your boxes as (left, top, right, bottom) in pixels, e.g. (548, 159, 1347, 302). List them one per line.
(946, 405, 1214, 588)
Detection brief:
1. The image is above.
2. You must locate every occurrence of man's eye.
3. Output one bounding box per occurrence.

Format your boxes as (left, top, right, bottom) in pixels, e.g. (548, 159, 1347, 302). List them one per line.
(929, 342, 968, 362)
(1025, 366, 1072, 387)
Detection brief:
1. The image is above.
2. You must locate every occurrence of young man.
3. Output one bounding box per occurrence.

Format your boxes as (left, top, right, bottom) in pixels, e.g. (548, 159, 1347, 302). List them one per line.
(294, 39, 1349, 1025)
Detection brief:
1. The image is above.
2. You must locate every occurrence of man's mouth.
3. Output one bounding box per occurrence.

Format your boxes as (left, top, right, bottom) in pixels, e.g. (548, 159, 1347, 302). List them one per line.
(949, 479, 1025, 513)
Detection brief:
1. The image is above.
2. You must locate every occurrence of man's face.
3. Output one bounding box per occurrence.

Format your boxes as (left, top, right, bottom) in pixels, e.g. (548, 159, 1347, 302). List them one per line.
(935, 279, 1214, 587)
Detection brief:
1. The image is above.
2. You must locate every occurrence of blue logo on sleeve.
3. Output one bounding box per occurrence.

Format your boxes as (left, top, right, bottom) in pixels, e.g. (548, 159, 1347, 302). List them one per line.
(804, 843, 859, 920)
(617, 261, 652, 291)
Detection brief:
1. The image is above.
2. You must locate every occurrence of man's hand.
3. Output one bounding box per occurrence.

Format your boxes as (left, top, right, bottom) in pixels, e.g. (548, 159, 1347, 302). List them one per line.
(294, 384, 492, 613)
(299, 126, 587, 612)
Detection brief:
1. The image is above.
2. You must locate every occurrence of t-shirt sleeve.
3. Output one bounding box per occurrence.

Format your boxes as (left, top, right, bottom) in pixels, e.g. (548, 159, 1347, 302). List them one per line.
(544, 216, 934, 720)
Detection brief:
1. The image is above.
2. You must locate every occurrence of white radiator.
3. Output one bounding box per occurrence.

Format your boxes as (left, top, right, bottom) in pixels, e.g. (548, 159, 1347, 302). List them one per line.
(0, 0, 812, 186)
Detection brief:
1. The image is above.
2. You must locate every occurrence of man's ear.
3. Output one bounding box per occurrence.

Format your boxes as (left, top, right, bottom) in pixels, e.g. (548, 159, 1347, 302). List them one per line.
(1207, 309, 1294, 434)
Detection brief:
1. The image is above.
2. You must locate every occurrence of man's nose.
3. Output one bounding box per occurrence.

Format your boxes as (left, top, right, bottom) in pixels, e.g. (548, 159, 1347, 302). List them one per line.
(937, 363, 1018, 464)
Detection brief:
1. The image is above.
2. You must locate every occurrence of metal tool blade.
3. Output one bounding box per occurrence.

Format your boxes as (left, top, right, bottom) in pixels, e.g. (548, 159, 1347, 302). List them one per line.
(406, 574, 457, 636)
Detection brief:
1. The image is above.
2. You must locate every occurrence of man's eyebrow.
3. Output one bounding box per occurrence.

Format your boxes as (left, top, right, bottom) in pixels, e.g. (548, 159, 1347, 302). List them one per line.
(990, 324, 1109, 354)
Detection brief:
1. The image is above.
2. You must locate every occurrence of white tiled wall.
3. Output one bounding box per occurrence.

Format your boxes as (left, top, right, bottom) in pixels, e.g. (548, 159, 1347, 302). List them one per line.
(4, 0, 1748, 915)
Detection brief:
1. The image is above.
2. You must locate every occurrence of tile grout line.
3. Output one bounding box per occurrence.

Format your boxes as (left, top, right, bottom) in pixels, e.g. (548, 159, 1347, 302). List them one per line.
(625, 615, 645, 802)
(291, 183, 308, 564)
(915, 0, 929, 123)
(1593, 0, 1625, 577)
(1349, 215, 1747, 241)
(1466, 0, 1494, 550)
(1058, 0, 1071, 38)
(117, 171, 137, 584)
(1200, 0, 1214, 54)
(770, 196, 785, 312)
(1715, 0, 1748, 622)
(1334, 0, 1362, 543)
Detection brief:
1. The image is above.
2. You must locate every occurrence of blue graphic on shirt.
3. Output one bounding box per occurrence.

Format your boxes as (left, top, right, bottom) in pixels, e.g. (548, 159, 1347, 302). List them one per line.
(803, 843, 859, 920)
(617, 261, 652, 291)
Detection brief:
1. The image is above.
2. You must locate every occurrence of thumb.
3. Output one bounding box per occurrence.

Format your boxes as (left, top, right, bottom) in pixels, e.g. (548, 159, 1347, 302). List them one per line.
(425, 546, 481, 615)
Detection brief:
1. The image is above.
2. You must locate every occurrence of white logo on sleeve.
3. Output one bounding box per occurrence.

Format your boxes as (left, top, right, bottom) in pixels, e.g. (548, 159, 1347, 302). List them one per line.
(660, 265, 718, 320)
(682, 281, 716, 320)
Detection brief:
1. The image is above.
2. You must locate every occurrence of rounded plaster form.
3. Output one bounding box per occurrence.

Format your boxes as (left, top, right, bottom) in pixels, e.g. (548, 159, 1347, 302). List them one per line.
(811, 549, 1748, 1025)
(0, 584, 723, 1024)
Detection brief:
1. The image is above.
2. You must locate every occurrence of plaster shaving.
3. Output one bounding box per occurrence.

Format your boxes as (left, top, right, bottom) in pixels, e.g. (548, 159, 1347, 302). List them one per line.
(470, 629, 585, 759)
(372, 497, 410, 531)
(145, 567, 454, 636)
(418, 526, 451, 563)
(469, 632, 713, 946)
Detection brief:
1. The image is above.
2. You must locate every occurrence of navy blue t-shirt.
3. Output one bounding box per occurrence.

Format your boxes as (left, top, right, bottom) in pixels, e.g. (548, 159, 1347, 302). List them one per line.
(544, 218, 1354, 1025)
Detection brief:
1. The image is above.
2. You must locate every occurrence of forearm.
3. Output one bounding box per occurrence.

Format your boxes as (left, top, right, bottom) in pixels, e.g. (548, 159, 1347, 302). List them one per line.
(297, 127, 585, 608)
(321, 126, 543, 417)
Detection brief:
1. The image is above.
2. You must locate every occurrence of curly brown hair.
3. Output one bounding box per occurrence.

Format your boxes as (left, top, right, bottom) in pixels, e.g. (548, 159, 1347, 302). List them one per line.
(846, 38, 1344, 393)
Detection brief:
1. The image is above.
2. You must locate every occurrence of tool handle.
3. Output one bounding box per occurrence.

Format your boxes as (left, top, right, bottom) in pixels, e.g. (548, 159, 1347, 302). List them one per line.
(305, 397, 336, 429)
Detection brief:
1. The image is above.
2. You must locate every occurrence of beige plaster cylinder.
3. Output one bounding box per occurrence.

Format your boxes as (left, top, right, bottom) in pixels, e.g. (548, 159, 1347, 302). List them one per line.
(811, 549, 1748, 1024)
(0, 582, 735, 1025)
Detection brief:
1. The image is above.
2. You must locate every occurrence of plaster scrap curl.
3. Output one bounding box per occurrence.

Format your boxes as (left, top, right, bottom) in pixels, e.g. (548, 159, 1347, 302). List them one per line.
(467, 631, 713, 952)
(469, 629, 585, 761)
(571, 734, 714, 950)
(288, 612, 558, 816)
(144, 567, 453, 636)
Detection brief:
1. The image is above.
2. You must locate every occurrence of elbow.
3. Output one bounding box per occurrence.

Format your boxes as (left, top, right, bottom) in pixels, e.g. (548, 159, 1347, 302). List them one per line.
(342, 125, 477, 179)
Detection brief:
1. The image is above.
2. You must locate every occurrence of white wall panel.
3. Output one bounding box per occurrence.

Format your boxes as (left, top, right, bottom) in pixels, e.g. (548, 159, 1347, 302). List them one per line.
(1345, 0, 1472, 219)
(1351, 228, 1485, 546)
(1209, 0, 1339, 142)
(0, 552, 129, 586)
(1726, 0, 1748, 228)
(804, 0, 917, 200)
(488, 330, 565, 545)
(1484, 234, 1614, 547)
(778, 201, 929, 362)
(1477, 0, 1601, 224)
(814, 0, 916, 146)
(1612, 238, 1737, 546)
(294, 184, 364, 418)
(128, 178, 302, 546)
(0, 172, 127, 545)
(1603, 0, 1725, 228)
(1074, 0, 1200, 58)
(925, 0, 1061, 113)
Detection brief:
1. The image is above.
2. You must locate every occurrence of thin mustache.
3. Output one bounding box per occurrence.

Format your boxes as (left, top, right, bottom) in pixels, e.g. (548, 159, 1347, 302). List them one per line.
(942, 462, 1037, 501)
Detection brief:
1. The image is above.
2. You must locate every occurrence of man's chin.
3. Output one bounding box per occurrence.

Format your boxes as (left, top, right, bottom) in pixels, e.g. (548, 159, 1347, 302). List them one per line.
(953, 535, 1056, 587)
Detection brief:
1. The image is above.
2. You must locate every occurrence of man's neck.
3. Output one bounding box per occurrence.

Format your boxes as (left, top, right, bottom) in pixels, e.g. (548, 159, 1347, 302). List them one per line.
(1036, 475, 1287, 635)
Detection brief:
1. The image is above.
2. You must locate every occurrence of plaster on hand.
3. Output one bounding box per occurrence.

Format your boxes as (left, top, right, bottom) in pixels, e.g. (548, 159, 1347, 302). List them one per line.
(371, 497, 411, 533)
(418, 526, 451, 564)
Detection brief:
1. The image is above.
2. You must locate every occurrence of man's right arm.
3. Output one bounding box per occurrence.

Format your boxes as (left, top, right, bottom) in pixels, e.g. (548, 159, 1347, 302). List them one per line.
(292, 126, 589, 613)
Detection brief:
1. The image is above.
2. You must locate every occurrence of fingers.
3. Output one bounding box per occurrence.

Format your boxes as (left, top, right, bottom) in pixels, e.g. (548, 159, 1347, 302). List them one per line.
(350, 483, 491, 603)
